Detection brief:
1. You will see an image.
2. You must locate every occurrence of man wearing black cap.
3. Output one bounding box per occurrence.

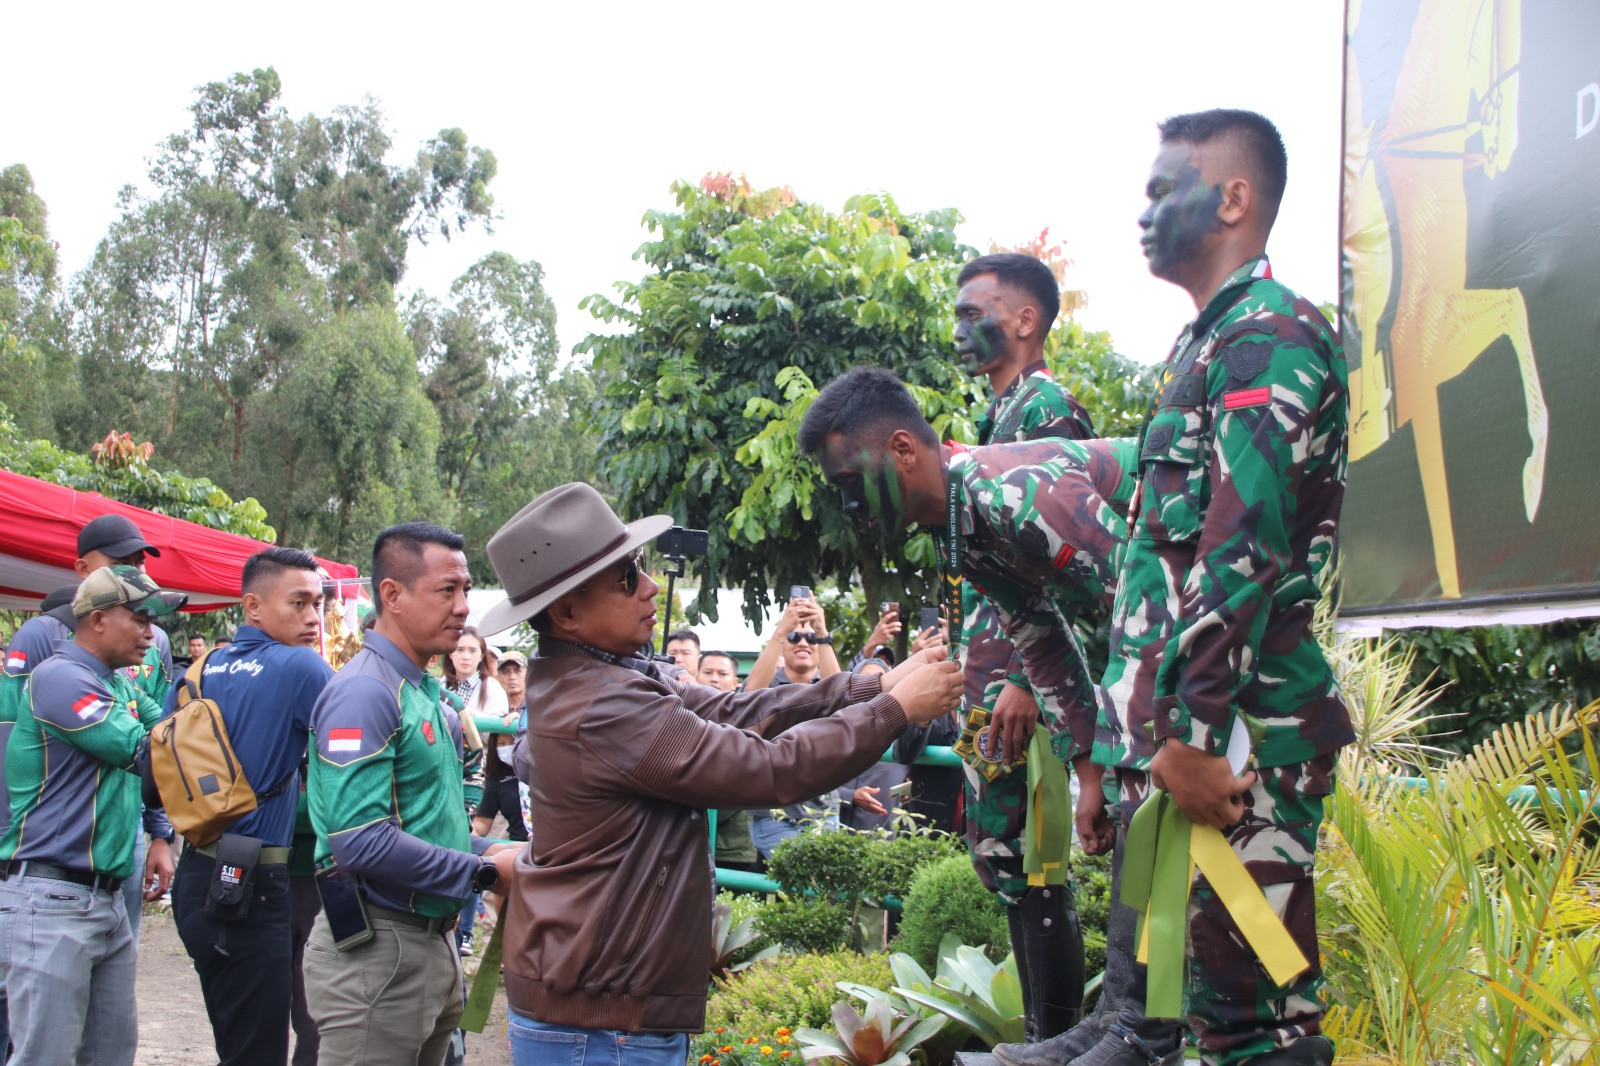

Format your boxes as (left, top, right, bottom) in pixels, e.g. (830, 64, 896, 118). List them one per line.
(0, 566, 186, 1066)
(2, 528, 180, 940)
(76, 515, 176, 708)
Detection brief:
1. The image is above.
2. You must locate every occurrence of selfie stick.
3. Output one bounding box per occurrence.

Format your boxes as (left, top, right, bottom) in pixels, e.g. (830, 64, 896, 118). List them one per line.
(659, 552, 688, 656)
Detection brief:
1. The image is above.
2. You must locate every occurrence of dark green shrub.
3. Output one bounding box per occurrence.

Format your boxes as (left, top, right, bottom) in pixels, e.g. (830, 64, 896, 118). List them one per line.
(891, 854, 1010, 967)
(1073, 849, 1112, 980)
(705, 951, 895, 1032)
(761, 824, 963, 953)
(753, 895, 853, 953)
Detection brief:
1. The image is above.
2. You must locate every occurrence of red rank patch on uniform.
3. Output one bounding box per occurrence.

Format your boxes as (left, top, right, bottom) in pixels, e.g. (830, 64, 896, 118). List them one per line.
(421, 720, 436, 744)
(1223, 387, 1272, 410)
(1052, 544, 1077, 569)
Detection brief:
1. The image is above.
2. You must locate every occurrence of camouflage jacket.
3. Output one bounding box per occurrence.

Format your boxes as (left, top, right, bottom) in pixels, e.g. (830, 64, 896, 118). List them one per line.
(962, 362, 1095, 711)
(945, 436, 1137, 761)
(1099, 256, 1354, 771)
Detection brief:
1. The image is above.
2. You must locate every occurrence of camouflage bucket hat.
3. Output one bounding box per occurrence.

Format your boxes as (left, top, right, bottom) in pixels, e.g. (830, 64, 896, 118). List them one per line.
(71, 565, 188, 619)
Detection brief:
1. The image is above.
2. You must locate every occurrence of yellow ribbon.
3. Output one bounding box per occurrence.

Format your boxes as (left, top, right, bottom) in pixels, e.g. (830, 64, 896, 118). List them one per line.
(1122, 791, 1310, 1018)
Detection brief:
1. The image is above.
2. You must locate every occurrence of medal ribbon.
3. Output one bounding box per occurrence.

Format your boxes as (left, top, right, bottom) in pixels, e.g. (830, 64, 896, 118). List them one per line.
(1120, 790, 1311, 1019)
(459, 914, 506, 1032)
(941, 460, 965, 667)
(1021, 729, 1070, 886)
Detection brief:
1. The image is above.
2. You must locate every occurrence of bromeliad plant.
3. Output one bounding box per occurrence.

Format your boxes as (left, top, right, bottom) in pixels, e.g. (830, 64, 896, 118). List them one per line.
(713, 899, 779, 981)
(838, 935, 1025, 1051)
(794, 997, 946, 1066)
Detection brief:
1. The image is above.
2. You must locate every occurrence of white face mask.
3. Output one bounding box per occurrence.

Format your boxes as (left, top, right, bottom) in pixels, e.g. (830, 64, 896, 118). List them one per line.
(497, 742, 515, 761)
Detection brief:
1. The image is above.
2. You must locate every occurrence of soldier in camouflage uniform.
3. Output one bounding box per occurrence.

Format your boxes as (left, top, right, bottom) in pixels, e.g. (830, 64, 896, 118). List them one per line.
(798, 366, 1135, 1040)
(948, 253, 1098, 1042)
(1000, 111, 1353, 1066)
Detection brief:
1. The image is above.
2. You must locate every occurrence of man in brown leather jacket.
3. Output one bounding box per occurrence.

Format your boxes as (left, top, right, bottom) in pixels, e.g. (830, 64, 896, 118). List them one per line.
(478, 483, 964, 1066)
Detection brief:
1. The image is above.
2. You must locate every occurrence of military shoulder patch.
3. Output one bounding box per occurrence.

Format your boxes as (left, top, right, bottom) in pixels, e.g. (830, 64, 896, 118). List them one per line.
(1221, 340, 1274, 384)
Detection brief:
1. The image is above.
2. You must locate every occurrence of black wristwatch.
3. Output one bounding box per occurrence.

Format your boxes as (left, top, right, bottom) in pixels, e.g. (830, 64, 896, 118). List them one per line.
(472, 861, 499, 893)
(813, 634, 834, 645)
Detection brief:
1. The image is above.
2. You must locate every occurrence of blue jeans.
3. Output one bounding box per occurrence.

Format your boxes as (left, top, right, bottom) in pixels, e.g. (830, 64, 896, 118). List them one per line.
(172, 849, 295, 1066)
(748, 815, 800, 861)
(121, 832, 147, 946)
(0, 869, 137, 1066)
(507, 1011, 688, 1066)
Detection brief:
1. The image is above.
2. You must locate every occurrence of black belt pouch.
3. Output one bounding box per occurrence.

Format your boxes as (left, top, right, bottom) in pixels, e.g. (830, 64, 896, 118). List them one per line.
(205, 833, 262, 923)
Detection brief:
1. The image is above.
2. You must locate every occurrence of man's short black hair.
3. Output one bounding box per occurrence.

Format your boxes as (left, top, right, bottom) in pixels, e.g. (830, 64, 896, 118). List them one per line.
(699, 650, 737, 673)
(240, 546, 319, 597)
(799, 367, 938, 458)
(957, 253, 1060, 335)
(666, 629, 700, 650)
(370, 522, 465, 615)
(1158, 109, 1287, 224)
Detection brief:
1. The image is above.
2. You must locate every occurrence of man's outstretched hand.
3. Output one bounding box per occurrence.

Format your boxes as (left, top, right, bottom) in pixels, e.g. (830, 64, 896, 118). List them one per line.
(1150, 740, 1256, 829)
(885, 654, 963, 726)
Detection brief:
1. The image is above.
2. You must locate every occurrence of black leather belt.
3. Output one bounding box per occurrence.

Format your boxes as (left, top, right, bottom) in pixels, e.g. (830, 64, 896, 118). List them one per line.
(3, 860, 123, 894)
(368, 903, 458, 935)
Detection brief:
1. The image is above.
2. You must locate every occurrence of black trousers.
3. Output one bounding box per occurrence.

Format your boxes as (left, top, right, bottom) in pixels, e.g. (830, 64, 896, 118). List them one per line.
(172, 847, 294, 1066)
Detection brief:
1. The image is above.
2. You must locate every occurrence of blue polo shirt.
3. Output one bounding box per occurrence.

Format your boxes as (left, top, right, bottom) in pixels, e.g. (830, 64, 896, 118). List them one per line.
(161, 624, 333, 847)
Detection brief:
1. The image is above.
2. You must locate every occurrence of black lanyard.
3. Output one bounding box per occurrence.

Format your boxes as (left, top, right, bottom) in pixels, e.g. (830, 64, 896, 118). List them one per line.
(941, 462, 965, 664)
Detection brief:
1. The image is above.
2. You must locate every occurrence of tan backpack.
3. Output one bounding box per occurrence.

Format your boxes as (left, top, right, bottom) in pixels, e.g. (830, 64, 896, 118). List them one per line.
(148, 651, 264, 846)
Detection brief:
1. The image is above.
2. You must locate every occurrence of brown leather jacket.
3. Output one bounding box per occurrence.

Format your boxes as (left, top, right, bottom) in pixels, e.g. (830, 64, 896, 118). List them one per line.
(503, 642, 907, 1033)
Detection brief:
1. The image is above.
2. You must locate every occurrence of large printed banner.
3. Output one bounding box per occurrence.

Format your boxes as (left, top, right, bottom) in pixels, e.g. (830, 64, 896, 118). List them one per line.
(1339, 0, 1600, 621)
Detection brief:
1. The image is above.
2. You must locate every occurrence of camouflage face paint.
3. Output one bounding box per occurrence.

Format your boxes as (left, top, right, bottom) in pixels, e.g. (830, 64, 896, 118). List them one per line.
(1139, 143, 1224, 282)
(825, 441, 905, 532)
(856, 445, 905, 530)
(955, 314, 1010, 376)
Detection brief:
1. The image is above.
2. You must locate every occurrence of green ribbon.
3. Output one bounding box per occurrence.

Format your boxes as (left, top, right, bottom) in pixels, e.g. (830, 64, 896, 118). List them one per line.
(459, 913, 506, 1033)
(1119, 791, 1192, 1019)
(1021, 729, 1070, 885)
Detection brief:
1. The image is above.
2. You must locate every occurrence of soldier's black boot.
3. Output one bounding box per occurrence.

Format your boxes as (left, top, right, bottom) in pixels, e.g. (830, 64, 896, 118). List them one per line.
(1005, 903, 1039, 1042)
(1020, 883, 1085, 1037)
(995, 885, 1088, 1063)
(1239, 1037, 1334, 1066)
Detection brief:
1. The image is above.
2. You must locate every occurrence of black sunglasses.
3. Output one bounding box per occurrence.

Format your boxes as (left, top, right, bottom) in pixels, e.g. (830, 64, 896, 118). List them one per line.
(787, 631, 823, 645)
(579, 551, 643, 596)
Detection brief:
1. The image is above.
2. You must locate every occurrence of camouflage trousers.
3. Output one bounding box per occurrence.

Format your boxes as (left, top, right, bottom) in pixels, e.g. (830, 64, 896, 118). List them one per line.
(962, 755, 1035, 903)
(1089, 757, 1334, 1066)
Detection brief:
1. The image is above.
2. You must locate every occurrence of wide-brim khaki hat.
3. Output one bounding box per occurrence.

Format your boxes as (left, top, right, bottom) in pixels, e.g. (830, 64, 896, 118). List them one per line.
(478, 483, 673, 637)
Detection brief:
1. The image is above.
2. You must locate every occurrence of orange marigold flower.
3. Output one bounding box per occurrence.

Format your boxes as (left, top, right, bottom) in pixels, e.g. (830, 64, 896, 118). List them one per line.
(781, 1052, 793, 1059)
(776, 1036, 791, 1045)
(775, 1028, 792, 1037)
(714, 1029, 726, 1035)
(746, 1037, 760, 1045)
(761, 1047, 774, 1055)
(721, 1047, 733, 1054)
(701, 1056, 715, 1063)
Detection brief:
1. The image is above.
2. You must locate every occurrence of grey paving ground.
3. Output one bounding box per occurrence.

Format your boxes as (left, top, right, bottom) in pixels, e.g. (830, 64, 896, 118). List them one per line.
(134, 904, 513, 1065)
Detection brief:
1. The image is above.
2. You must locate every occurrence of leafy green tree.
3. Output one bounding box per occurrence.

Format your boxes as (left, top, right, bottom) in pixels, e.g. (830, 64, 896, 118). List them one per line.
(409, 252, 593, 578)
(1395, 621, 1600, 753)
(69, 66, 497, 486)
(0, 166, 71, 438)
(583, 175, 980, 625)
(250, 305, 446, 559)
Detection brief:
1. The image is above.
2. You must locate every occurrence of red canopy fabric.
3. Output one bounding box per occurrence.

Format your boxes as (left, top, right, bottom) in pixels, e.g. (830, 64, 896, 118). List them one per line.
(0, 469, 358, 612)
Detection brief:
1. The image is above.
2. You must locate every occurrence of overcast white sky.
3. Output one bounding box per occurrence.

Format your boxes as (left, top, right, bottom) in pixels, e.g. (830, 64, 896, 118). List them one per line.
(6, 1, 1345, 367)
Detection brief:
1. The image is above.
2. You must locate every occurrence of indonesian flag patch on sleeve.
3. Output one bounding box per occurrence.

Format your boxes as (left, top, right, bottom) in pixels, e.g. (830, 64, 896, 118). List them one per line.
(5, 649, 26, 674)
(327, 728, 363, 753)
(1223, 386, 1272, 410)
(73, 694, 107, 720)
